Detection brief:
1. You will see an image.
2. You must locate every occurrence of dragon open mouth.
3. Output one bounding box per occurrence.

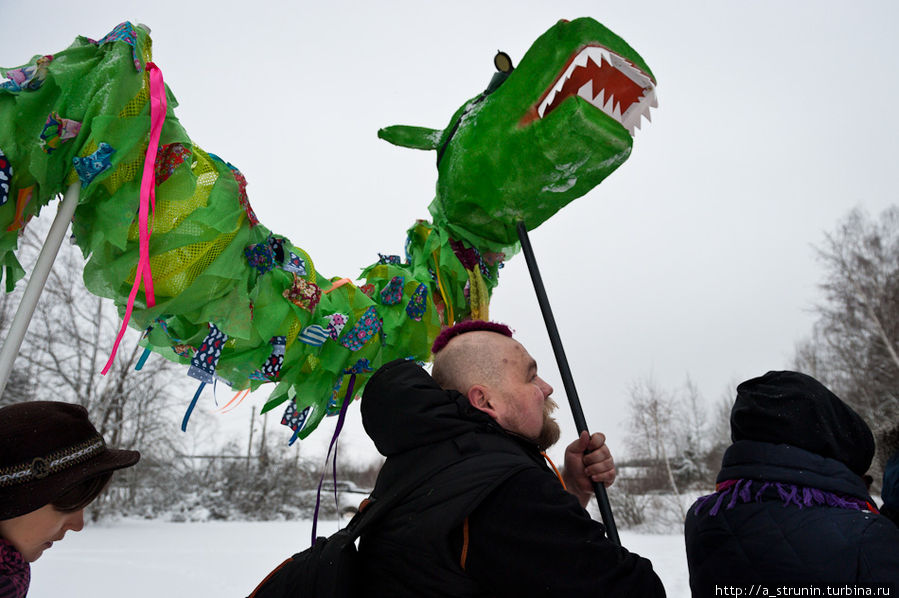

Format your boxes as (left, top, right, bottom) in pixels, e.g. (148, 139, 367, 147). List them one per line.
(535, 45, 657, 135)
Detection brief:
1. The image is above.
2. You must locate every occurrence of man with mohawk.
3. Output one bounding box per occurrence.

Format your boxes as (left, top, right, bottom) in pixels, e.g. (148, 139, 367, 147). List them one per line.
(358, 320, 664, 597)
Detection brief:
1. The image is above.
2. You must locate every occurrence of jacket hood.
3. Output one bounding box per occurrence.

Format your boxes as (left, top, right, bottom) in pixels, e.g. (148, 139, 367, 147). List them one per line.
(731, 370, 875, 476)
(361, 358, 497, 456)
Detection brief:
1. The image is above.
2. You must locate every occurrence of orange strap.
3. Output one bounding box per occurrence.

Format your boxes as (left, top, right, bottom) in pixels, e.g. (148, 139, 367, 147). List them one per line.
(248, 556, 294, 597)
(541, 451, 567, 490)
(460, 516, 470, 570)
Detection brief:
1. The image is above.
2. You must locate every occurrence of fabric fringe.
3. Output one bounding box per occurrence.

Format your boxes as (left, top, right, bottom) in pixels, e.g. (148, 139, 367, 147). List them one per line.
(692, 478, 871, 517)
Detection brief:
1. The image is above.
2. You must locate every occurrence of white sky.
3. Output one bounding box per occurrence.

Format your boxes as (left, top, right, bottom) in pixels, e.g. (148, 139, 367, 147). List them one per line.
(2, 0, 898, 467)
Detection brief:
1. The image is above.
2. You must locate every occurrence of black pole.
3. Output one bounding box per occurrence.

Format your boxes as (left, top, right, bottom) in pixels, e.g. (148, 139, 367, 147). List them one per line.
(516, 221, 621, 546)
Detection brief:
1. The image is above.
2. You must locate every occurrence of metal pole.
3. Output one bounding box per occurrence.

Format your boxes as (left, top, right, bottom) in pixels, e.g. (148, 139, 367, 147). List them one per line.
(516, 221, 620, 546)
(0, 183, 81, 397)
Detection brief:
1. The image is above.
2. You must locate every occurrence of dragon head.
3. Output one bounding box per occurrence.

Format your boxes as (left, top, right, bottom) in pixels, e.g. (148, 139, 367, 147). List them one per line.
(379, 17, 657, 247)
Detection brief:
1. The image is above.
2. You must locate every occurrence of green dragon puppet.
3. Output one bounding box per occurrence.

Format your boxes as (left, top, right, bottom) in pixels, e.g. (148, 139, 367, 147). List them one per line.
(0, 18, 656, 441)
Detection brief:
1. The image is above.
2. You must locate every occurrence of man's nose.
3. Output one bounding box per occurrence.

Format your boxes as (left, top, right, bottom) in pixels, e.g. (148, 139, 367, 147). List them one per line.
(537, 377, 553, 397)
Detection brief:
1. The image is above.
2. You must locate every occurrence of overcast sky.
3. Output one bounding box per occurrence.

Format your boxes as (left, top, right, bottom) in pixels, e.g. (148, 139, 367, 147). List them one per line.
(2, 1, 898, 466)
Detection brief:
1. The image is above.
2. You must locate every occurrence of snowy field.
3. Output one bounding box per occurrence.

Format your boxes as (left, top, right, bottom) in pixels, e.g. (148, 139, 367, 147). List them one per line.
(28, 519, 689, 597)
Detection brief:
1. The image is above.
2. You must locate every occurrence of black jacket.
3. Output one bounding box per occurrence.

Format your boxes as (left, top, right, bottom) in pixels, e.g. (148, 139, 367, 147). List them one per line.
(685, 440, 899, 595)
(358, 359, 665, 597)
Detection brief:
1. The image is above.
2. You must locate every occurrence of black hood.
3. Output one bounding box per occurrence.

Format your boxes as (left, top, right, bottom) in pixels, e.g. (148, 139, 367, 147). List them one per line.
(731, 370, 875, 476)
(361, 358, 498, 457)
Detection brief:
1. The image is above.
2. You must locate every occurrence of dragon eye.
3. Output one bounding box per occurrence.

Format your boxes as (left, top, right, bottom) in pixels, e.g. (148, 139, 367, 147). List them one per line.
(494, 51, 514, 74)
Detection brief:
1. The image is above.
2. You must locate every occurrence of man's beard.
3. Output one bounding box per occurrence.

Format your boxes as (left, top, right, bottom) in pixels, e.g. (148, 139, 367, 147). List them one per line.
(536, 397, 561, 451)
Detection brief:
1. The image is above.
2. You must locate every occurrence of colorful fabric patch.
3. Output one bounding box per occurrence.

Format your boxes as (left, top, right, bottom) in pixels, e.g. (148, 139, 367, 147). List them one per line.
(404, 234, 414, 264)
(360, 283, 375, 298)
(187, 323, 228, 384)
(268, 236, 285, 262)
(154, 143, 190, 185)
(261, 336, 286, 379)
(380, 276, 405, 305)
(327, 371, 358, 415)
(378, 253, 402, 265)
(405, 283, 428, 321)
(298, 325, 328, 347)
(281, 401, 311, 433)
(325, 313, 347, 340)
(0, 55, 52, 91)
(73, 142, 115, 187)
(39, 112, 81, 154)
(326, 386, 342, 415)
(283, 251, 306, 276)
(345, 358, 373, 375)
(0, 148, 11, 206)
(248, 369, 268, 381)
(155, 317, 187, 345)
(339, 307, 382, 351)
(244, 237, 276, 275)
(229, 164, 258, 227)
(94, 22, 142, 71)
(172, 344, 194, 358)
(283, 275, 321, 312)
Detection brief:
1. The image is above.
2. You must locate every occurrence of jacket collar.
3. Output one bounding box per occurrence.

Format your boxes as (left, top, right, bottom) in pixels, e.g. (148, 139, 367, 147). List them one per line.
(717, 440, 871, 501)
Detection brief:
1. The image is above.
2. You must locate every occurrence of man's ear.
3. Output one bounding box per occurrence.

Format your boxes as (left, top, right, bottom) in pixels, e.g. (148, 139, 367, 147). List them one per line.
(467, 385, 498, 418)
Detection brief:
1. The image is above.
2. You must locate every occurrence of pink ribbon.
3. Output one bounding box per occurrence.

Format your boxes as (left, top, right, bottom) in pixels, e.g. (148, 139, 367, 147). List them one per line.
(102, 62, 165, 375)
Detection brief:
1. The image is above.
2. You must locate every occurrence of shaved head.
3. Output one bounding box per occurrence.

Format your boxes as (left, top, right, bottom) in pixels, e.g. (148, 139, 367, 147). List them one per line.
(431, 330, 509, 393)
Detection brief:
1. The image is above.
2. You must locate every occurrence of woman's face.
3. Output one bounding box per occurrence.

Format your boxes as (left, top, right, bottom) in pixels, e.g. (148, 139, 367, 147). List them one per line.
(0, 504, 84, 562)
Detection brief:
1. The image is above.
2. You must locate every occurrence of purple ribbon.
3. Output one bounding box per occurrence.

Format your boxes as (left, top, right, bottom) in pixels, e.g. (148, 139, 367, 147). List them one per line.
(311, 374, 356, 545)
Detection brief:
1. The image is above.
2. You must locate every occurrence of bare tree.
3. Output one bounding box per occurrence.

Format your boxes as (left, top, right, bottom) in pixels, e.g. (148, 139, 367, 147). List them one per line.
(804, 206, 899, 428)
(625, 376, 684, 520)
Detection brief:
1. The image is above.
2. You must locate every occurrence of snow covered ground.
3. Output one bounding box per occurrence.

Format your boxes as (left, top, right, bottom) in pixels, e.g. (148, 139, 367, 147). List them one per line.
(28, 519, 689, 597)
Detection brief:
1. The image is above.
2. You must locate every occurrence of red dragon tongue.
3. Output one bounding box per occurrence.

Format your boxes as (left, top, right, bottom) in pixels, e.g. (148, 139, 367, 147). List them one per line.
(536, 45, 657, 135)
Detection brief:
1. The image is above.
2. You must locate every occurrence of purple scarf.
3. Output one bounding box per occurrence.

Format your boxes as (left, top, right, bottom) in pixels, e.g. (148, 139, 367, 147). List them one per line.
(0, 538, 29, 598)
(692, 478, 876, 517)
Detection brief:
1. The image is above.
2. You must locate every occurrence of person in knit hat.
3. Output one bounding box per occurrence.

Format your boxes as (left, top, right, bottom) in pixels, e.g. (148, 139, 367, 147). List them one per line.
(684, 371, 899, 595)
(0, 401, 140, 598)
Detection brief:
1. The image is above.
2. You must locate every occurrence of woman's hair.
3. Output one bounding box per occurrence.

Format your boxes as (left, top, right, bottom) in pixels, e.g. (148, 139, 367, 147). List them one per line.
(51, 472, 113, 513)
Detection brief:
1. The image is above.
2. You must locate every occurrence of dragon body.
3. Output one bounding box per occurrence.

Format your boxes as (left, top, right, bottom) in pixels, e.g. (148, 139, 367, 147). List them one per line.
(0, 18, 655, 439)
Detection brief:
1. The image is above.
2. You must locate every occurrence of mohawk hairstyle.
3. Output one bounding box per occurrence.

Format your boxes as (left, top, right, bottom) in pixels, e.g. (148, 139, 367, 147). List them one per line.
(431, 320, 514, 354)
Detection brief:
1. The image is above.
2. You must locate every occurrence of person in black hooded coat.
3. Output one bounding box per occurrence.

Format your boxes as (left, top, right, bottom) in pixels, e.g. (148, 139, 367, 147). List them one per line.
(684, 371, 899, 596)
(879, 423, 899, 529)
(357, 321, 665, 598)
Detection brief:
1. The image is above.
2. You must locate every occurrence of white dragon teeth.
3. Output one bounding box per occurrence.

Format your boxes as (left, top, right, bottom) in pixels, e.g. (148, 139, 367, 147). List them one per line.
(537, 44, 657, 136)
(577, 80, 594, 101)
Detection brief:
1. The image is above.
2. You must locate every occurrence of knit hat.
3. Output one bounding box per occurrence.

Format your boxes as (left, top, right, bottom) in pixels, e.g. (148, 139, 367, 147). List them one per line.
(731, 371, 875, 477)
(0, 401, 140, 519)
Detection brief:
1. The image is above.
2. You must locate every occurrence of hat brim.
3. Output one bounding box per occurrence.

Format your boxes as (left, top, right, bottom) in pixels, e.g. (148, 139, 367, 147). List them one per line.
(0, 448, 140, 520)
